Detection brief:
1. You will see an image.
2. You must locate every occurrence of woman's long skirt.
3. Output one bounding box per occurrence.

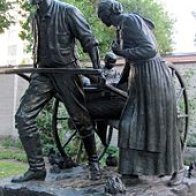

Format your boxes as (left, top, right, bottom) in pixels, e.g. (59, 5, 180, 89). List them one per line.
(119, 57, 183, 175)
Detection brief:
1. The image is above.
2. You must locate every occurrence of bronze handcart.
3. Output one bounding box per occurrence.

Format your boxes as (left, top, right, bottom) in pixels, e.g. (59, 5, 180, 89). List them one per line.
(50, 65, 189, 163)
(0, 64, 189, 164)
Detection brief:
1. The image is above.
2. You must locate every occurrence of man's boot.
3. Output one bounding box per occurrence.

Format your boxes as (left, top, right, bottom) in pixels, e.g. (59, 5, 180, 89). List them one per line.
(82, 133, 101, 180)
(11, 133, 46, 183)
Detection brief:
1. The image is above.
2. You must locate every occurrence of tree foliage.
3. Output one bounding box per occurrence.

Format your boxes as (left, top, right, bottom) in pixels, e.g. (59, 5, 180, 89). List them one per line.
(0, 0, 15, 33)
(119, 0, 174, 54)
(67, 0, 174, 55)
(16, 0, 34, 52)
(17, 0, 174, 57)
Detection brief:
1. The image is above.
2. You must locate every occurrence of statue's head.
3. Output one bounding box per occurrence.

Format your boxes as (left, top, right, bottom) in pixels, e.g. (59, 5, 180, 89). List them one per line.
(104, 52, 117, 69)
(97, 0, 123, 27)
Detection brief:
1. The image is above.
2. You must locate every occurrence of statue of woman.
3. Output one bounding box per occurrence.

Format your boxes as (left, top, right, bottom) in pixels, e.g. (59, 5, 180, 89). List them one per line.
(97, 0, 183, 186)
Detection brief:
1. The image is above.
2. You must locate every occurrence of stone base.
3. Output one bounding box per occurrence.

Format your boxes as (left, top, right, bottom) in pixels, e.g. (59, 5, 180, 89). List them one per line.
(1, 165, 196, 196)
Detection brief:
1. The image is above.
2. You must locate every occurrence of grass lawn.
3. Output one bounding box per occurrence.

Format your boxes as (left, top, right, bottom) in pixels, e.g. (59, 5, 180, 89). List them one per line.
(0, 160, 27, 179)
(0, 144, 27, 179)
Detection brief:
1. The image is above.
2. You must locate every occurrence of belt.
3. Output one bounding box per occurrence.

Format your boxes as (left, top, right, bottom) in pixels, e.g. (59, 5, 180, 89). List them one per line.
(128, 53, 161, 64)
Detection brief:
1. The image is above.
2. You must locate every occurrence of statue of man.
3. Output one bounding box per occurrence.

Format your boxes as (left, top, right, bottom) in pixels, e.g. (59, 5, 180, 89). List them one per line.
(12, 0, 101, 183)
(97, 0, 183, 186)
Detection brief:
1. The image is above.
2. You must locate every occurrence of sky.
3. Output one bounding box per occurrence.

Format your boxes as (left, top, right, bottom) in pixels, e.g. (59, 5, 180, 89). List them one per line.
(158, 0, 196, 53)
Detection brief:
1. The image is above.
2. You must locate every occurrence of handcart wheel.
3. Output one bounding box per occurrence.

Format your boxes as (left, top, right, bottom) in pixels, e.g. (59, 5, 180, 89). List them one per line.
(52, 98, 78, 160)
(169, 65, 189, 150)
(52, 98, 113, 164)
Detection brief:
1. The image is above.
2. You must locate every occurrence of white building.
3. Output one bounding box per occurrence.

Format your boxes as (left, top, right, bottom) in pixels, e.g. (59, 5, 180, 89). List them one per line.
(0, 3, 32, 66)
(0, 8, 30, 137)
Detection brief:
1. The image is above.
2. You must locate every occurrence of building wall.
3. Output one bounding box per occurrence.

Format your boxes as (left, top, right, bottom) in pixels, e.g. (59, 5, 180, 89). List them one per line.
(0, 9, 31, 137)
(0, 75, 28, 137)
(0, 25, 28, 66)
(0, 75, 15, 136)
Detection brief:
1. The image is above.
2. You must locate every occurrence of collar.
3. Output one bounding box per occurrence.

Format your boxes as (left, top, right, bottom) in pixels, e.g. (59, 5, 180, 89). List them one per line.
(45, 0, 54, 17)
(37, 0, 54, 18)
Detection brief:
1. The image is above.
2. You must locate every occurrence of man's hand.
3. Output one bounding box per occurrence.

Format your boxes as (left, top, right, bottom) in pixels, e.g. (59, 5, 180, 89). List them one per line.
(88, 46, 100, 69)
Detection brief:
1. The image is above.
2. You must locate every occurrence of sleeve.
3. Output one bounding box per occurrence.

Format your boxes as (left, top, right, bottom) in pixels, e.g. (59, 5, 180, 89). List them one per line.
(66, 6, 98, 52)
(121, 15, 157, 61)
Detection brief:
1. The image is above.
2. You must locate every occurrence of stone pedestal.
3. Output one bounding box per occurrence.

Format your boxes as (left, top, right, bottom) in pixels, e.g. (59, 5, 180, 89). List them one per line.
(1, 165, 196, 196)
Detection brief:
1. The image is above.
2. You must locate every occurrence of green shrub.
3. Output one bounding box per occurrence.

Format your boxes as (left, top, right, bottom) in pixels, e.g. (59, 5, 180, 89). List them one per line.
(99, 145, 119, 166)
(0, 149, 27, 162)
(1, 136, 23, 149)
(37, 100, 56, 155)
(187, 133, 196, 147)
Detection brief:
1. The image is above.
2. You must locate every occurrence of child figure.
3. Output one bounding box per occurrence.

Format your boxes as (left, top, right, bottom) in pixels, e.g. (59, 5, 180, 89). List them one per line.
(103, 52, 120, 84)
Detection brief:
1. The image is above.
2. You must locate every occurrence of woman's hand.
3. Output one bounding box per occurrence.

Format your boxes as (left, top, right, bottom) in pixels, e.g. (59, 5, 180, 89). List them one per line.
(112, 41, 123, 56)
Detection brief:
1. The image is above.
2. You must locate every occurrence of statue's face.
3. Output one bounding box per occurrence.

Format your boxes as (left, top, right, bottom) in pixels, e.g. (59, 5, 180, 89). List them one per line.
(29, 0, 43, 5)
(105, 62, 114, 69)
(98, 11, 112, 27)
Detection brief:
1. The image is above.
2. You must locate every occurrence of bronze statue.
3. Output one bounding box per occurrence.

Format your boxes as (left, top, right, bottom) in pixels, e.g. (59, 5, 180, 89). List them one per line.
(12, 0, 101, 183)
(97, 0, 183, 186)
